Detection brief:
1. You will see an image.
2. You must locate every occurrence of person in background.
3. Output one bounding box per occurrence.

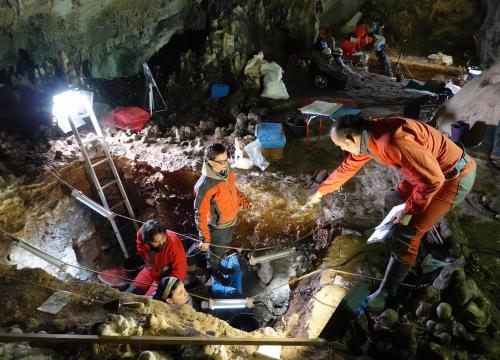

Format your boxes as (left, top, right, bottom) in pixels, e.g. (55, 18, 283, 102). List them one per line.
(306, 115, 476, 312)
(194, 143, 250, 279)
(153, 276, 191, 305)
(127, 219, 187, 296)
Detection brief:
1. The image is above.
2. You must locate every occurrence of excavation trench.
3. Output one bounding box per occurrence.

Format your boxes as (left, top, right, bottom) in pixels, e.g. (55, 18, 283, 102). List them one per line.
(4, 147, 382, 334)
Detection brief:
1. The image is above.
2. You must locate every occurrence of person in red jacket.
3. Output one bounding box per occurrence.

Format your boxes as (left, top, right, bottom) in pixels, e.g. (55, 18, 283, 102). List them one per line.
(127, 219, 187, 296)
(340, 22, 374, 64)
(306, 115, 476, 312)
(194, 143, 250, 277)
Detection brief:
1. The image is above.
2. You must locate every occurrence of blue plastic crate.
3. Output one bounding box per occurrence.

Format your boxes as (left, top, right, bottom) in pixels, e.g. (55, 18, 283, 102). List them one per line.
(211, 84, 230, 99)
(255, 122, 286, 149)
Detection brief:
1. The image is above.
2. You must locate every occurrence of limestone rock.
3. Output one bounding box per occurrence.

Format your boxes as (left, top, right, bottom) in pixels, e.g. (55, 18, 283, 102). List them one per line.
(138, 350, 173, 360)
(452, 278, 480, 308)
(432, 265, 464, 290)
(375, 308, 399, 330)
(458, 301, 491, 333)
(214, 127, 226, 140)
(436, 303, 453, 322)
(98, 314, 143, 336)
(257, 261, 274, 285)
(416, 302, 433, 319)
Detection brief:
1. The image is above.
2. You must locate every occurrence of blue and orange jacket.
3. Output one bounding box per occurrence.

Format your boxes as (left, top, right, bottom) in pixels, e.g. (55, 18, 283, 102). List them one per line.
(194, 163, 249, 242)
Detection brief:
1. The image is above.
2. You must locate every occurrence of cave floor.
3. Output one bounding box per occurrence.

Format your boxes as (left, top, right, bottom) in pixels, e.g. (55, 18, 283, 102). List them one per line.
(1, 59, 499, 359)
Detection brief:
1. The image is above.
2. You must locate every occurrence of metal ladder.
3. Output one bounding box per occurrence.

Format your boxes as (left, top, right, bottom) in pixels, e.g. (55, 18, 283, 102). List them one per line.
(66, 97, 137, 258)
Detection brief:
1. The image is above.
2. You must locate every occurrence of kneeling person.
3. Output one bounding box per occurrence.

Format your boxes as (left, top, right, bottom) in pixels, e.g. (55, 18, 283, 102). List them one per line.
(127, 219, 187, 296)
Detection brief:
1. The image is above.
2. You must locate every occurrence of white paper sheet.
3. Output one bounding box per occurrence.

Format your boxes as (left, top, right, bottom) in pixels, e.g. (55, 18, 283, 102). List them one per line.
(37, 290, 72, 315)
(367, 203, 406, 244)
(299, 101, 343, 116)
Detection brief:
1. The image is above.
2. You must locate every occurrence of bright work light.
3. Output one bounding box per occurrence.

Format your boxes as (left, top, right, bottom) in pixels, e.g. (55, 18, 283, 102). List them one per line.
(52, 89, 93, 133)
(201, 298, 254, 311)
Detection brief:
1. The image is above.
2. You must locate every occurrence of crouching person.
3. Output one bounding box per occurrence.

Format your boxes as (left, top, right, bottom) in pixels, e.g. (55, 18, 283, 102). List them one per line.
(127, 219, 187, 296)
(153, 276, 192, 305)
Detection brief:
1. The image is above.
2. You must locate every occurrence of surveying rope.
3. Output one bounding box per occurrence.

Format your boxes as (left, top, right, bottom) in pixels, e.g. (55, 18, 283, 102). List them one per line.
(45, 168, 352, 253)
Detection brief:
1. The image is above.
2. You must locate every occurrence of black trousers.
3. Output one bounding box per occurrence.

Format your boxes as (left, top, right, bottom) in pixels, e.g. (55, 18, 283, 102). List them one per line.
(206, 225, 235, 271)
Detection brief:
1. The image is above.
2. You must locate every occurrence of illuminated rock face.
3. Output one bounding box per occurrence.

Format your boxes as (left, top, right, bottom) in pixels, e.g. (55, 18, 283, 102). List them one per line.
(0, 0, 318, 79)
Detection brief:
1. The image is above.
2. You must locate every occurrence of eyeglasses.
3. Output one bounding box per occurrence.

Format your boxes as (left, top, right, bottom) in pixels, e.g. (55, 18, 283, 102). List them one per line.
(211, 158, 228, 165)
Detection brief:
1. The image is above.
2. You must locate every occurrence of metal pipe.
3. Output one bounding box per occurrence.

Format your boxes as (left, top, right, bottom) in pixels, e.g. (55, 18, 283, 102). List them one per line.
(249, 248, 296, 266)
(0, 333, 327, 347)
(10, 236, 67, 273)
(71, 190, 114, 220)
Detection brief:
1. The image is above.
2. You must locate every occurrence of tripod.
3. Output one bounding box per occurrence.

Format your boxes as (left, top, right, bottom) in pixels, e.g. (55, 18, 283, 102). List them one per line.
(143, 63, 167, 115)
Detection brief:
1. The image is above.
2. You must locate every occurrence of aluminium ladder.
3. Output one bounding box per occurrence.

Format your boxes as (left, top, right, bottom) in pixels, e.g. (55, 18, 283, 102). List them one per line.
(66, 95, 137, 258)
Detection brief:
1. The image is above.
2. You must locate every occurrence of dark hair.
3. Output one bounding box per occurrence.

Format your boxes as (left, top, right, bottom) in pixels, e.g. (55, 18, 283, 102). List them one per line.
(141, 219, 167, 244)
(153, 277, 181, 301)
(204, 143, 226, 161)
(330, 115, 372, 139)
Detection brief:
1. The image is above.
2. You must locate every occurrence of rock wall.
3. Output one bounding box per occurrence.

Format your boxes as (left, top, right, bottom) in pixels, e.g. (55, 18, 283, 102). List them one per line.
(0, 0, 318, 80)
(366, 0, 483, 64)
(476, 0, 500, 68)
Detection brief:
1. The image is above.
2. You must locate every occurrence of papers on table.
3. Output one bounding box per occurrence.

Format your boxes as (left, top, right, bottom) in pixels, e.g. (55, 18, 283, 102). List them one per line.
(367, 204, 406, 244)
(299, 101, 343, 117)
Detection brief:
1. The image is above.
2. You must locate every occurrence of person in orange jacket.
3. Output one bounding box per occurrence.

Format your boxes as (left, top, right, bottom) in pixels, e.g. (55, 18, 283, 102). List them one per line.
(194, 143, 250, 276)
(127, 219, 187, 296)
(306, 115, 476, 312)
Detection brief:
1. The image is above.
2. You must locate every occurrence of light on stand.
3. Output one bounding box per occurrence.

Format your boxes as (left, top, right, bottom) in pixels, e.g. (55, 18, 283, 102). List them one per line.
(249, 248, 296, 266)
(201, 298, 254, 311)
(71, 190, 114, 220)
(52, 89, 94, 133)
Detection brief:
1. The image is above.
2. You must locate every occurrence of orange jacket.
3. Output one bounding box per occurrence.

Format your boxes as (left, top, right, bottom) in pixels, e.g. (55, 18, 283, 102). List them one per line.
(318, 117, 471, 215)
(194, 163, 249, 242)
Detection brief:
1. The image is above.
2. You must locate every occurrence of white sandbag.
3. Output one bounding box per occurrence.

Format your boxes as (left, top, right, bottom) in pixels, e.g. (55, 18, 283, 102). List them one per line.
(260, 61, 283, 81)
(244, 51, 267, 77)
(260, 61, 289, 99)
(261, 80, 290, 99)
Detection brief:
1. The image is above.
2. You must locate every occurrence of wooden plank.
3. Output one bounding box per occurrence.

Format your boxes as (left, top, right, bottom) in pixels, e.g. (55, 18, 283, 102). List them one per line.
(0, 333, 328, 347)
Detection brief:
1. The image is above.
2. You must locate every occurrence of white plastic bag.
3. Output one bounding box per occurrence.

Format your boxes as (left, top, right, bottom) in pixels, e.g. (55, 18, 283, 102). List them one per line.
(260, 62, 289, 99)
(244, 140, 269, 171)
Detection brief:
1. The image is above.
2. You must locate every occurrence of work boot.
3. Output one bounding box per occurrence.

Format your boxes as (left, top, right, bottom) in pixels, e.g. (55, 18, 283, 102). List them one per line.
(366, 256, 411, 312)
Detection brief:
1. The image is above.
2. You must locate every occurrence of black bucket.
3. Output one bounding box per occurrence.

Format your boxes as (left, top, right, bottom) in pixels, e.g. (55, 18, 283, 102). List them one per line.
(285, 117, 307, 138)
(229, 313, 260, 332)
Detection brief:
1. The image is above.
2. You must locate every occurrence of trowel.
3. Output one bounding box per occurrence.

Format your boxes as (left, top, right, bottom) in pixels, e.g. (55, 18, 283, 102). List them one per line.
(103, 299, 145, 312)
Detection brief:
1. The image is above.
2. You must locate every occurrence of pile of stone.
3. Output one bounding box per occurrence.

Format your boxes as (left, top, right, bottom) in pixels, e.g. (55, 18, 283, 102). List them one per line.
(369, 264, 497, 359)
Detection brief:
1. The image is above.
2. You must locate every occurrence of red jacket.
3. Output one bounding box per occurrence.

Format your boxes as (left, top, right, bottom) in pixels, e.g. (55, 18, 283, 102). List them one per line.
(194, 164, 249, 242)
(136, 229, 187, 281)
(341, 24, 373, 61)
(318, 117, 473, 215)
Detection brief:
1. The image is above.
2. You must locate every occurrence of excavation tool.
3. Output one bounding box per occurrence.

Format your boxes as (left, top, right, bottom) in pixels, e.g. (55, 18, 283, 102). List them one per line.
(103, 299, 145, 312)
(395, 39, 406, 82)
